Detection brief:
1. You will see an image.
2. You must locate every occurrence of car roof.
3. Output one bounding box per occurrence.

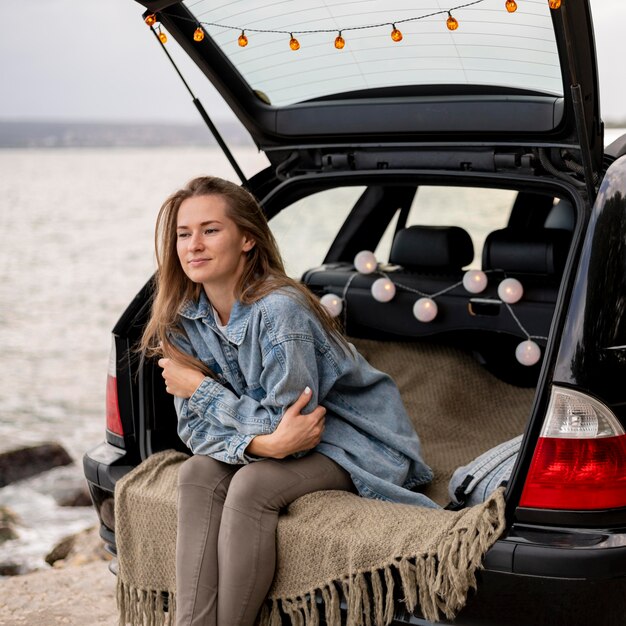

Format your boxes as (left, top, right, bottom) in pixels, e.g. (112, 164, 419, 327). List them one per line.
(136, 0, 602, 168)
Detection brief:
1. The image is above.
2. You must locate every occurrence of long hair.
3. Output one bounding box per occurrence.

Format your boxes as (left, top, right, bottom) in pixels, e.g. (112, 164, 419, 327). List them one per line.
(139, 176, 346, 372)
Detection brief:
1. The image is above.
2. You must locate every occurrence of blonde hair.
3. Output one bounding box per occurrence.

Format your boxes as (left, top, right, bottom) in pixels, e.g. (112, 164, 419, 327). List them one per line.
(139, 176, 346, 373)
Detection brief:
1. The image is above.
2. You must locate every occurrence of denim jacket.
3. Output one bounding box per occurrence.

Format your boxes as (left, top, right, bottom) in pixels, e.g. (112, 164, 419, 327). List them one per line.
(172, 288, 437, 508)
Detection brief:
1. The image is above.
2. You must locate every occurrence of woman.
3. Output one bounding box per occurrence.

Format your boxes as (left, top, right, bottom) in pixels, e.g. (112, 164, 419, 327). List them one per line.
(140, 176, 436, 626)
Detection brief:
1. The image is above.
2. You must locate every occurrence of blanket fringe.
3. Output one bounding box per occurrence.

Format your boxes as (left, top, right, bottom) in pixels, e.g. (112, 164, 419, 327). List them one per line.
(117, 578, 176, 626)
(258, 492, 505, 626)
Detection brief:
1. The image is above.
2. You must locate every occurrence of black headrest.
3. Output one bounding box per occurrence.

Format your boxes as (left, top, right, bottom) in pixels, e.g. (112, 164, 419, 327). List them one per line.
(482, 228, 571, 276)
(389, 226, 474, 272)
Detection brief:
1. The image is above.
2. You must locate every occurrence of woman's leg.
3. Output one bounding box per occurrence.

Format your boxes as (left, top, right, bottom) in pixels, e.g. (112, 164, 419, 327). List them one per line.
(176, 454, 241, 626)
(216, 452, 355, 626)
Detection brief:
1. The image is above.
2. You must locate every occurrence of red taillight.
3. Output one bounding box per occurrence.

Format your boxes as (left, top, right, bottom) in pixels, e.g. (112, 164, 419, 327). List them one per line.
(520, 435, 626, 509)
(106, 339, 124, 437)
(520, 386, 626, 510)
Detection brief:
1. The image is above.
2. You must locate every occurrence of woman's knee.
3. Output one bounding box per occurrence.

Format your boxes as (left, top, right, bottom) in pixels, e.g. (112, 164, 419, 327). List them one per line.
(224, 461, 285, 513)
(178, 454, 237, 491)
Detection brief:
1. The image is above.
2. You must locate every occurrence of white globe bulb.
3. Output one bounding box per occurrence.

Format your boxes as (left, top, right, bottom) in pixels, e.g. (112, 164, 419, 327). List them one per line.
(354, 250, 377, 274)
(320, 293, 343, 318)
(413, 297, 438, 322)
(371, 278, 396, 302)
(498, 278, 524, 304)
(462, 270, 488, 294)
(515, 340, 541, 366)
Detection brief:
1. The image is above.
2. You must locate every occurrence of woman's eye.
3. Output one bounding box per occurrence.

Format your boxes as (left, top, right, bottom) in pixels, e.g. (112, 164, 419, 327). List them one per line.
(204, 228, 218, 235)
(177, 232, 190, 239)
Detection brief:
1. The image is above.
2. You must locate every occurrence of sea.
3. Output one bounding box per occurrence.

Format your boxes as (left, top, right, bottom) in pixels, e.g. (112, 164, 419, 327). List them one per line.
(0, 129, 624, 574)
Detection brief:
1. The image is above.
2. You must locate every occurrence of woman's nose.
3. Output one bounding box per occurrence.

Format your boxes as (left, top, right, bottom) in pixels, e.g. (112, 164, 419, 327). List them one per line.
(189, 231, 204, 250)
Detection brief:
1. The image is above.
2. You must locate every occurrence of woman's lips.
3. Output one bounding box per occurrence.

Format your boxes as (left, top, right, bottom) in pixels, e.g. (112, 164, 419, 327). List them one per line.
(188, 258, 211, 266)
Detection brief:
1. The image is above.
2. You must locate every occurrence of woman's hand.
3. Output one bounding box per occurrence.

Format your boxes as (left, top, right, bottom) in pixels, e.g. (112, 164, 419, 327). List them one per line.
(158, 357, 205, 399)
(246, 387, 326, 459)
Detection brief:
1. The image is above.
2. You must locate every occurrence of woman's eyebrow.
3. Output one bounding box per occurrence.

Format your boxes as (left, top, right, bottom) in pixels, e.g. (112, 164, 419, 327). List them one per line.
(176, 220, 223, 230)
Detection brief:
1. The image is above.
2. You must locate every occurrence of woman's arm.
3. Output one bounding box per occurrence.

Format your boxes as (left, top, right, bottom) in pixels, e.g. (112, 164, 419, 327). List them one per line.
(245, 387, 325, 458)
(159, 353, 327, 462)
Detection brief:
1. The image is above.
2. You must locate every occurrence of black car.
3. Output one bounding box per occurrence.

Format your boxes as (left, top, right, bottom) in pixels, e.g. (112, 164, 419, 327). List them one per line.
(84, 0, 626, 624)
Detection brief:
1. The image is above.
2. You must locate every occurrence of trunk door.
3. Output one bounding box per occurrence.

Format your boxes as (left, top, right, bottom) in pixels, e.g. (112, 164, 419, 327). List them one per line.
(136, 0, 602, 175)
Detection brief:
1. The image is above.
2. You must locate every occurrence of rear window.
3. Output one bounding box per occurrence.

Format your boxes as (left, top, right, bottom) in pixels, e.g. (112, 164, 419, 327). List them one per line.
(183, 0, 563, 107)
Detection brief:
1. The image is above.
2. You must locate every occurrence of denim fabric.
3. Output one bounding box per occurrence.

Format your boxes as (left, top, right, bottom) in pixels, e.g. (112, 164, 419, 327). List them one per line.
(172, 288, 437, 508)
(448, 435, 522, 507)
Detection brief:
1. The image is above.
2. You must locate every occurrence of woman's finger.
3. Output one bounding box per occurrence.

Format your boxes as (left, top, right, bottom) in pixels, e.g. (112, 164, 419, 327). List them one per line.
(287, 386, 313, 414)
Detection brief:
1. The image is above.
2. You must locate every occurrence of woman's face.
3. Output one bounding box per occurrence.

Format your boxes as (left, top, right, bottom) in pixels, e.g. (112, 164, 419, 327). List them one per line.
(176, 194, 255, 294)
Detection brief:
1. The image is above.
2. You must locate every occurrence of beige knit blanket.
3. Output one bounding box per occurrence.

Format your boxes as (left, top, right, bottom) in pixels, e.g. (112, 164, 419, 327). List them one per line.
(115, 450, 506, 626)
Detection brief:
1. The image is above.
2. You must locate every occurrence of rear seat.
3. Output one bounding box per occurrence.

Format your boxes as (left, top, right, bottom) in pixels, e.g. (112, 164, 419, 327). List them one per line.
(304, 223, 561, 336)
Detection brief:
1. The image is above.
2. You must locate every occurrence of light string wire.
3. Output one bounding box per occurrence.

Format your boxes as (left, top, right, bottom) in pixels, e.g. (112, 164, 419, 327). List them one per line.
(380, 270, 464, 299)
(331, 266, 544, 344)
(182, 0, 486, 36)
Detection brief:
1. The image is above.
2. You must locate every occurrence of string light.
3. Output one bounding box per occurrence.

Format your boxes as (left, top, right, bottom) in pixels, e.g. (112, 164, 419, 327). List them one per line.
(193, 27, 205, 42)
(320, 293, 343, 317)
(498, 278, 524, 304)
(158, 28, 168, 44)
(390, 24, 403, 42)
(160, 0, 524, 50)
(144, 13, 157, 27)
(413, 298, 438, 323)
(289, 33, 300, 50)
(354, 250, 378, 274)
(446, 12, 459, 30)
(371, 277, 396, 302)
(516, 340, 541, 366)
(339, 252, 546, 366)
(548, 0, 562, 8)
(462, 270, 488, 294)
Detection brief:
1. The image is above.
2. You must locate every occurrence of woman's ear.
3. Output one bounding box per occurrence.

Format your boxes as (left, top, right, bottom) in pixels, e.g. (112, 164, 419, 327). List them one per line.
(242, 235, 256, 253)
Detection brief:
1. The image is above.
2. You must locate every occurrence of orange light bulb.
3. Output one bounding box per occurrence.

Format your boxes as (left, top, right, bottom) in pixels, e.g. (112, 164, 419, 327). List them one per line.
(289, 34, 300, 50)
(549, 0, 561, 8)
(158, 31, 168, 44)
(446, 13, 459, 30)
(144, 14, 157, 26)
(334, 33, 345, 49)
(390, 25, 403, 42)
(506, 0, 518, 12)
(193, 27, 205, 42)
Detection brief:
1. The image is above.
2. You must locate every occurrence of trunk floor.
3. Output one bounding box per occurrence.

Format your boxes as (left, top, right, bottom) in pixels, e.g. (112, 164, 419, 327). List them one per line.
(351, 337, 535, 506)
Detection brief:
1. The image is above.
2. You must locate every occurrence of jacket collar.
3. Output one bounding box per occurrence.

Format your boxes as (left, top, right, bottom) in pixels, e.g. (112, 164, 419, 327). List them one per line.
(179, 292, 252, 346)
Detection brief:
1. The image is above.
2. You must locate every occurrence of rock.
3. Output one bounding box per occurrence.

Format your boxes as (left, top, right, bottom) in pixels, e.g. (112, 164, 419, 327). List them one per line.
(57, 485, 93, 507)
(46, 526, 111, 568)
(45, 535, 75, 566)
(0, 442, 73, 487)
(0, 505, 20, 544)
(0, 561, 21, 576)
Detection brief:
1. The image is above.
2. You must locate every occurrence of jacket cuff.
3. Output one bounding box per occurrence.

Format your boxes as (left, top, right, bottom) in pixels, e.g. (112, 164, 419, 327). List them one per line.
(228, 433, 257, 464)
(188, 377, 222, 414)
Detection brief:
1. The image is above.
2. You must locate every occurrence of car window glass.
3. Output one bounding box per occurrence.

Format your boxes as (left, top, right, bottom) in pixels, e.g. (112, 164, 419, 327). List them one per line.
(376, 186, 515, 268)
(183, 1, 563, 107)
(270, 187, 365, 279)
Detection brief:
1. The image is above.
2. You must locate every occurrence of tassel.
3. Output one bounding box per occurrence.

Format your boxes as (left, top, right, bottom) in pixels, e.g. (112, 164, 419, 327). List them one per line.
(371, 569, 384, 626)
(383, 567, 395, 625)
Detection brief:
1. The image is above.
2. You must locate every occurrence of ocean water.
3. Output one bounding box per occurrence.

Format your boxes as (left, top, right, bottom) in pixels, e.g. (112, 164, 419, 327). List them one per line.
(1, 130, 624, 573)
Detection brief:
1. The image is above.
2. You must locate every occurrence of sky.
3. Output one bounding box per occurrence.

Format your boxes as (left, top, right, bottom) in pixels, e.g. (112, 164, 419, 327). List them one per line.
(0, 0, 623, 125)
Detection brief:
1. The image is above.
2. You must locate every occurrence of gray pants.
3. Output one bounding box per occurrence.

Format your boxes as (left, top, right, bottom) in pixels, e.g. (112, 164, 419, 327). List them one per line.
(175, 452, 355, 626)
